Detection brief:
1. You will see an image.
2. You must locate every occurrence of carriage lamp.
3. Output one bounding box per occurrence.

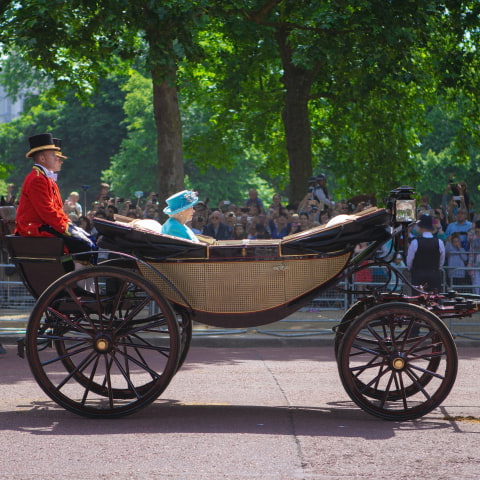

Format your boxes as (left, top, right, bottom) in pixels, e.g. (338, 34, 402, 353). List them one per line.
(389, 186, 416, 223)
(395, 199, 416, 223)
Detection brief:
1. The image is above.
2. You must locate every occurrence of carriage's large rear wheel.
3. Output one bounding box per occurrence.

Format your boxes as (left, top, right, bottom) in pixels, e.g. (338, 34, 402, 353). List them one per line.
(337, 302, 457, 421)
(26, 266, 181, 418)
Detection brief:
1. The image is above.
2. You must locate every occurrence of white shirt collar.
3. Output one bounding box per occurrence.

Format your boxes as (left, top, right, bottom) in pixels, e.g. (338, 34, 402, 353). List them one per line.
(35, 164, 57, 182)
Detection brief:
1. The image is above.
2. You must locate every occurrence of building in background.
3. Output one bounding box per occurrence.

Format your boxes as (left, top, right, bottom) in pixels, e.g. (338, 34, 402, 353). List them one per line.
(0, 85, 23, 123)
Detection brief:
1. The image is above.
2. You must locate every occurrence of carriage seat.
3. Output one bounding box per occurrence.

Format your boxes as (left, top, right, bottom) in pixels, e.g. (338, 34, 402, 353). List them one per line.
(280, 207, 391, 255)
(94, 207, 391, 261)
(4, 235, 74, 298)
(113, 215, 163, 234)
(95, 217, 208, 260)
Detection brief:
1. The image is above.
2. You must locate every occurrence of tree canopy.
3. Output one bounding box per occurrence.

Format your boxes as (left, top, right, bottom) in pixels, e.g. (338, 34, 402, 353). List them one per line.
(1, 1, 480, 208)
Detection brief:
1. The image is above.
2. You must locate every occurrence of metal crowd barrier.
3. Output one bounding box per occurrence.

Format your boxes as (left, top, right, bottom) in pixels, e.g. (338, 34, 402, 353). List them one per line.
(1, 262, 480, 341)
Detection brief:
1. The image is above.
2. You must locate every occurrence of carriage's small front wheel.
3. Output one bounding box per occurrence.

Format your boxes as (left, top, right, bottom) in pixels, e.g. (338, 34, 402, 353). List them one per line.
(26, 266, 181, 418)
(337, 302, 457, 421)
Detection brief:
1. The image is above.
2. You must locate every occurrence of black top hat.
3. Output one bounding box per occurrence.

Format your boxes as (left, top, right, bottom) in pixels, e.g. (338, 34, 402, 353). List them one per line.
(417, 214, 434, 230)
(26, 133, 60, 158)
(53, 138, 68, 159)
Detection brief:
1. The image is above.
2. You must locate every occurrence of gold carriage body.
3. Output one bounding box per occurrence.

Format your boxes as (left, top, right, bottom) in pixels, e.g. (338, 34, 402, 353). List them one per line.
(95, 208, 391, 328)
(138, 247, 351, 326)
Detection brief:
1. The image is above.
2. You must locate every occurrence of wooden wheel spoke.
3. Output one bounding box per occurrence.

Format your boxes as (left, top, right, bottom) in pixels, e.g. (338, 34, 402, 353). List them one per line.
(99, 355, 115, 390)
(387, 316, 399, 350)
(366, 324, 391, 352)
(122, 344, 130, 377)
(351, 352, 384, 378)
(410, 341, 444, 355)
(64, 286, 100, 332)
(111, 355, 142, 399)
(38, 333, 90, 343)
(45, 307, 91, 335)
(405, 329, 435, 356)
(119, 316, 168, 338)
(112, 296, 152, 335)
(122, 337, 171, 356)
(56, 351, 97, 390)
(357, 365, 390, 394)
(109, 279, 130, 323)
(379, 371, 395, 408)
(351, 342, 383, 357)
(104, 355, 114, 409)
(408, 362, 445, 380)
(81, 356, 100, 406)
(396, 372, 408, 410)
(404, 368, 432, 400)
(351, 359, 385, 374)
(373, 364, 387, 390)
(409, 350, 446, 362)
(41, 343, 93, 367)
(115, 348, 163, 380)
(124, 337, 153, 379)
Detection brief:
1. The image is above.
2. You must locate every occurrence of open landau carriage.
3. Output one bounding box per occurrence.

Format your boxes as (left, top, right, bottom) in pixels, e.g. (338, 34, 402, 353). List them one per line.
(5, 187, 479, 420)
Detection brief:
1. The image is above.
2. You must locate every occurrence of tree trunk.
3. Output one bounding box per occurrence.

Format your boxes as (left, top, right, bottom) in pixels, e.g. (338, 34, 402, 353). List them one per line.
(143, 14, 185, 217)
(276, 27, 316, 206)
(151, 69, 185, 218)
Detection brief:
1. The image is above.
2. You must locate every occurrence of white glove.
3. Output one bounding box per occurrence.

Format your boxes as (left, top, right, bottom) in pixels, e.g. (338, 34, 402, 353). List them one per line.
(67, 224, 96, 248)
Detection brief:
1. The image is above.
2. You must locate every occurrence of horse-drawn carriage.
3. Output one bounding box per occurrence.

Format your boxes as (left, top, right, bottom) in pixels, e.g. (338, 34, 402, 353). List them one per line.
(4, 187, 478, 420)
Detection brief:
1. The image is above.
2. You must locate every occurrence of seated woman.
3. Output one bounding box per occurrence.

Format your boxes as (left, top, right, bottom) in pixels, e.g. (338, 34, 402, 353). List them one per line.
(162, 190, 200, 243)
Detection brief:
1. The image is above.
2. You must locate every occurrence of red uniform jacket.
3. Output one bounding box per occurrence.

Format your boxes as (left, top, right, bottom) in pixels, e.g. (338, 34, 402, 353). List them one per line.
(15, 166, 70, 237)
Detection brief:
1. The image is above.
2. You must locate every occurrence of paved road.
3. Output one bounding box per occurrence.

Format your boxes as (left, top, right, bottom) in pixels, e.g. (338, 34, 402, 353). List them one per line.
(0, 343, 479, 480)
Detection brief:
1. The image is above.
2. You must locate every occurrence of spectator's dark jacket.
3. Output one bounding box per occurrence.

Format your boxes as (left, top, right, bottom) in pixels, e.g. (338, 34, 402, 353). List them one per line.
(268, 219, 292, 239)
(203, 221, 231, 240)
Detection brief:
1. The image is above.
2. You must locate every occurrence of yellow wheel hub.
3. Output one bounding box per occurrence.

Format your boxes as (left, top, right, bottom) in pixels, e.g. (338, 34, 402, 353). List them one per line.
(392, 357, 405, 370)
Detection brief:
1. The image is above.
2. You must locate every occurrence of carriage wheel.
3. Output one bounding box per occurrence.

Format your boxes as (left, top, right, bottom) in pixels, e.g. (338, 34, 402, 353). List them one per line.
(338, 304, 443, 402)
(337, 302, 457, 421)
(26, 266, 181, 418)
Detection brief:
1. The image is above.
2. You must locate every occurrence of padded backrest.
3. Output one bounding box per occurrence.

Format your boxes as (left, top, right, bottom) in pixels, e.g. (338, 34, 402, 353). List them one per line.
(4, 235, 73, 298)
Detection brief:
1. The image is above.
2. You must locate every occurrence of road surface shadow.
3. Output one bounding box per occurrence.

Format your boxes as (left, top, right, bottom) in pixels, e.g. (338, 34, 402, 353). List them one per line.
(1, 399, 460, 440)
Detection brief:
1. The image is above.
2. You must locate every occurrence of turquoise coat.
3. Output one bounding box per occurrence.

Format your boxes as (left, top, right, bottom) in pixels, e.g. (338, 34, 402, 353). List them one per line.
(162, 217, 199, 243)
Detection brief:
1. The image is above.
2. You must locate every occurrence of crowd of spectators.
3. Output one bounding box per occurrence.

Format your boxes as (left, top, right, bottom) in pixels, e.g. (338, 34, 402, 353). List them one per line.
(5, 173, 480, 292)
(406, 178, 480, 291)
(72, 176, 363, 242)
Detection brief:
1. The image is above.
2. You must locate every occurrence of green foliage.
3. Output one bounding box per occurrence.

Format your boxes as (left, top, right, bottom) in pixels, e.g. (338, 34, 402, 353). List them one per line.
(0, 164, 12, 193)
(0, 77, 127, 202)
(1, 0, 480, 209)
(102, 71, 157, 198)
(194, 0, 480, 203)
(104, 69, 276, 205)
(416, 98, 480, 209)
(0, 53, 52, 101)
(0, 0, 215, 204)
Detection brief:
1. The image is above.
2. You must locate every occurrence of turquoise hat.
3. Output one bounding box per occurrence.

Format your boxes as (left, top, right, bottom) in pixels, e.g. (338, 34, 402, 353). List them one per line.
(163, 190, 199, 215)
